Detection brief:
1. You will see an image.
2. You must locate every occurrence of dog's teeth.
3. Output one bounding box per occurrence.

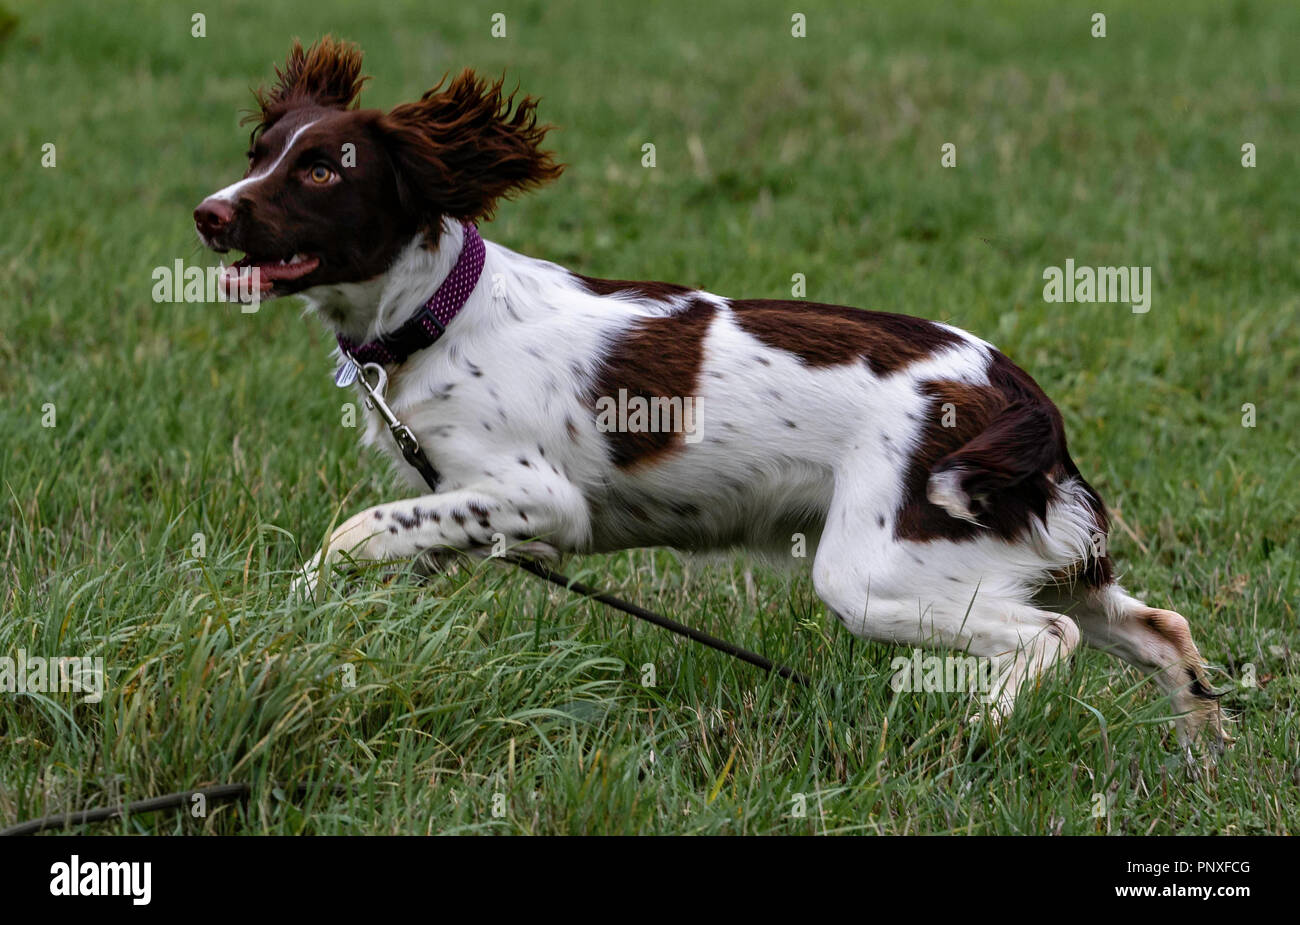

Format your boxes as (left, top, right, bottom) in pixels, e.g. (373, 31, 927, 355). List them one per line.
(289, 254, 304, 265)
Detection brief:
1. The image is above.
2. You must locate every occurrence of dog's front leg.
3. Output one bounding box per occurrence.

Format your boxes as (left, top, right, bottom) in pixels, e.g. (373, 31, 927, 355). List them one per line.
(292, 479, 585, 599)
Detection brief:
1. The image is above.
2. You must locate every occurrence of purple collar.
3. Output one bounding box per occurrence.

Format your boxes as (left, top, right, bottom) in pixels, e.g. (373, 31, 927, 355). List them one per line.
(337, 222, 485, 367)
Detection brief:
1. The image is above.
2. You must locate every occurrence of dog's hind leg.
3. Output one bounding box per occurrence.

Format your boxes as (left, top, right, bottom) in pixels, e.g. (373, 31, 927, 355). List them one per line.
(812, 482, 1080, 724)
(1041, 582, 1229, 749)
(816, 554, 1080, 723)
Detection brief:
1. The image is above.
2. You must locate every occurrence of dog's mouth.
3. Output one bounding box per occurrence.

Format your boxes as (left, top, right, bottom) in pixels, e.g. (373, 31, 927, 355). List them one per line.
(219, 252, 321, 299)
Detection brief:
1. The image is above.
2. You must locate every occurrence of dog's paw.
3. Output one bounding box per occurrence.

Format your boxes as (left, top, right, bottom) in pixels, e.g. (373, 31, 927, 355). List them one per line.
(967, 700, 1008, 734)
(1173, 692, 1234, 756)
(290, 513, 389, 601)
(290, 551, 326, 602)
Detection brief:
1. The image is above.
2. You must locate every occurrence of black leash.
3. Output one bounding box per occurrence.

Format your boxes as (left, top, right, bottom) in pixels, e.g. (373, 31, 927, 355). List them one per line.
(346, 354, 808, 687)
(0, 783, 350, 837)
(510, 556, 809, 685)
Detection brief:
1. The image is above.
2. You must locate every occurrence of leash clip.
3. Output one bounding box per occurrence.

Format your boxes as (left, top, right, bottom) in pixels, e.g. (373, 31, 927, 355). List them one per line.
(355, 361, 399, 427)
(338, 352, 403, 431)
(340, 353, 432, 475)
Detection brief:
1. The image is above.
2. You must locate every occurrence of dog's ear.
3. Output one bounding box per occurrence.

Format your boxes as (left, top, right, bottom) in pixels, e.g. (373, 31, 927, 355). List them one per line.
(377, 69, 563, 228)
(246, 36, 368, 138)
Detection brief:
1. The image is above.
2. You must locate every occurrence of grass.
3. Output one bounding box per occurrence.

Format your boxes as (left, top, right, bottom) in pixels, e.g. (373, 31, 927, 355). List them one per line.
(1, 0, 1297, 835)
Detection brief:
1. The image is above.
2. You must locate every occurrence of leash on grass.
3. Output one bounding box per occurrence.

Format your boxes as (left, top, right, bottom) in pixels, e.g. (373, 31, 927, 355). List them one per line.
(350, 354, 809, 687)
(509, 556, 809, 685)
(0, 362, 807, 836)
(0, 783, 352, 836)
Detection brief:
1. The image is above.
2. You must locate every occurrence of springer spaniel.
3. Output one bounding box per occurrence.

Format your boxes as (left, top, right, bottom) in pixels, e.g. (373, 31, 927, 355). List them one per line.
(194, 37, 1226, 748)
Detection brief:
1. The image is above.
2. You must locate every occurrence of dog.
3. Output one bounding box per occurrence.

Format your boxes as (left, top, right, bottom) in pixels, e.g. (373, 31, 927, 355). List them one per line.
(194, 37, 1226, 748)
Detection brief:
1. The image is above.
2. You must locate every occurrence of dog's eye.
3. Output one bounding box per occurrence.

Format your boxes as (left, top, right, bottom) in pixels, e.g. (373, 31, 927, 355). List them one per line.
(309, 164, 336, 184)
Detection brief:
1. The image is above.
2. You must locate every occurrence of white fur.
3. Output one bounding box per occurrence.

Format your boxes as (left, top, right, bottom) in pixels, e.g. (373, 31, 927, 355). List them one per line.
(926, 468, 977, 523)
(210, 120, 320, 204)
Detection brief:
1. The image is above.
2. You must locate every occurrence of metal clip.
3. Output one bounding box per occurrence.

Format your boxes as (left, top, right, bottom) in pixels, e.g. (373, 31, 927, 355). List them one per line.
(341, 354, 427, 462)
(352, 361, 396, 425)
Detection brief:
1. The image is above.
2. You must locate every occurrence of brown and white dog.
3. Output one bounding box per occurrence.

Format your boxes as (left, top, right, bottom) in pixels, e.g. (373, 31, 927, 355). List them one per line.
(194, 38, 1226, 747)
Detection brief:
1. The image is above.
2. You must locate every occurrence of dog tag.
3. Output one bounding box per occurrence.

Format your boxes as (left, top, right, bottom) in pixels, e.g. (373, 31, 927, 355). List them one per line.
(334, 362, 358, 388)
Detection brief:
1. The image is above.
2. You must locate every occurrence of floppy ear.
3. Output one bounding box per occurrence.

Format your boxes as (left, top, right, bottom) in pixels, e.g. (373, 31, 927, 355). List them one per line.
(378, 69, 563, 228)
(246, 36, 368, 138)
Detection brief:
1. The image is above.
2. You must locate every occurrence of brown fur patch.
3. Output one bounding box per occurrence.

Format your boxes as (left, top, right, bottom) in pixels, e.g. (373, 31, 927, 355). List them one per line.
(894, 377, 1016, 542)
(379, 69, 563, 226)
(1141, 608, 1202, 663)
(728, 300, 962, 374)
(590, 298, 717, 469)
(894, 350, 1113, 591)
(246, 36, 369, 143)
(575, 275, 693, 301)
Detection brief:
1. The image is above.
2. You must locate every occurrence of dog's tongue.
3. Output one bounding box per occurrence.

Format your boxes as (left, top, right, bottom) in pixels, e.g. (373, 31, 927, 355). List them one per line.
(219, 255, 320, 299)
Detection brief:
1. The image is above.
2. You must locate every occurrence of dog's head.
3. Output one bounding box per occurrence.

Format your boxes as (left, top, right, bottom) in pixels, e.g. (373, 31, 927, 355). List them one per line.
(194, 36, 562, 299)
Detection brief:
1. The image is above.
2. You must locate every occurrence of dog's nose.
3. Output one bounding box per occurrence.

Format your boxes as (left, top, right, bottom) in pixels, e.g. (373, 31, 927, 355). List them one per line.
(193, 198, 234, 238)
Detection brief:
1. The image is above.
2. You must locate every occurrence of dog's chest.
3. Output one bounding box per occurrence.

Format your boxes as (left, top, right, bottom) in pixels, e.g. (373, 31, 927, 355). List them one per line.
(349, 343, 593, 490)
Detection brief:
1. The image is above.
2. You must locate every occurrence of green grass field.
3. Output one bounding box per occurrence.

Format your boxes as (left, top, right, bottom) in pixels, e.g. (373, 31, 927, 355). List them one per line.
(1, 0, 1296, 835)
